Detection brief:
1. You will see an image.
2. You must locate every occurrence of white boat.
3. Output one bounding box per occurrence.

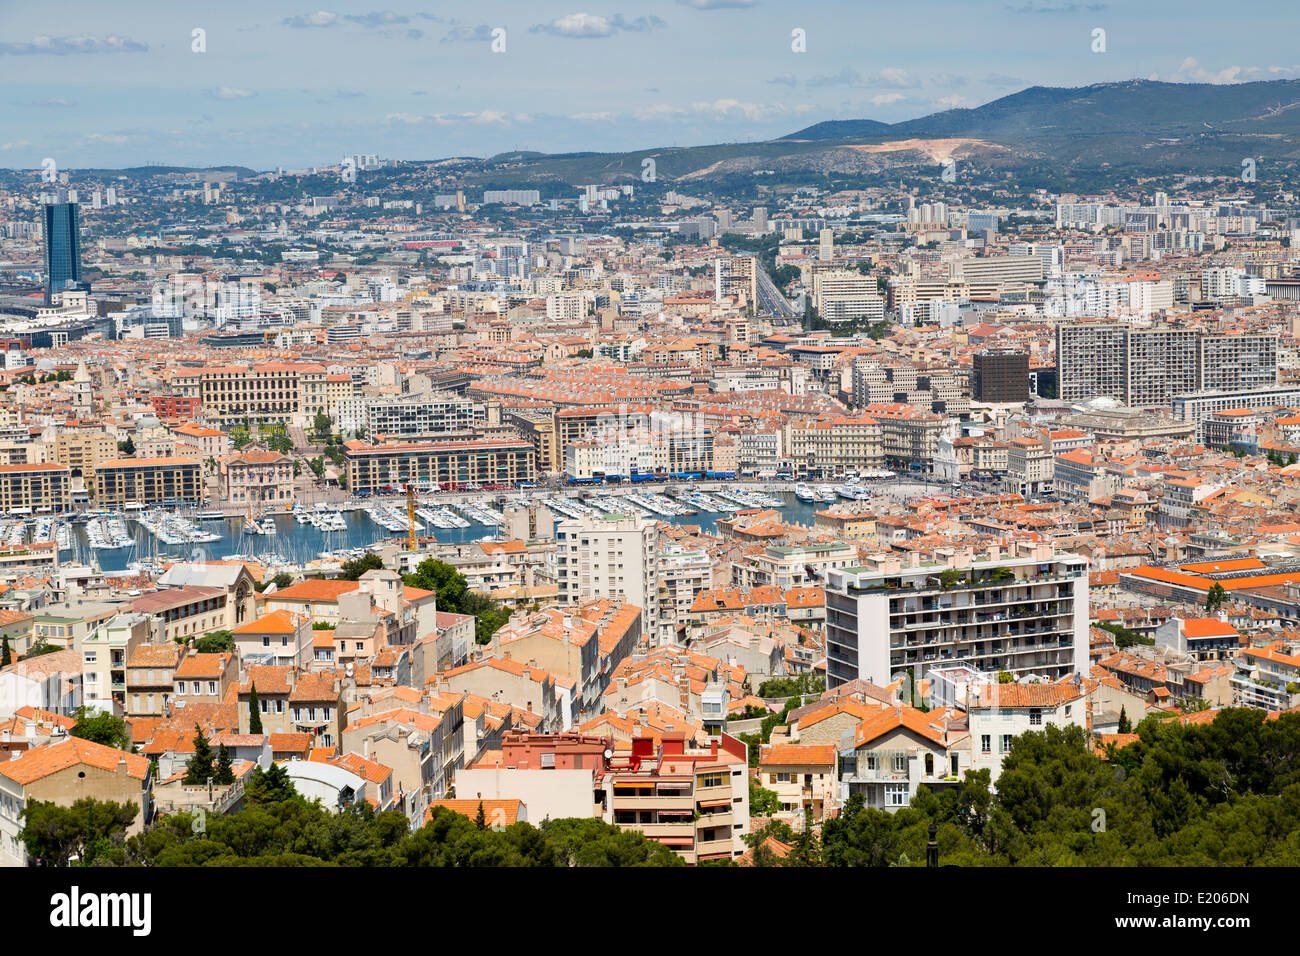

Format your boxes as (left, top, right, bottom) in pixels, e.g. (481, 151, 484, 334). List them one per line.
(817, 486, 838, 502)
(795, 483, 816, 503)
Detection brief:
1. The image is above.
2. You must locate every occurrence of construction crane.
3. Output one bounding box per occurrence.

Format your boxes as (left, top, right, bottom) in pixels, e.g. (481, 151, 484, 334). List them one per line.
(406, 483, 417, 552)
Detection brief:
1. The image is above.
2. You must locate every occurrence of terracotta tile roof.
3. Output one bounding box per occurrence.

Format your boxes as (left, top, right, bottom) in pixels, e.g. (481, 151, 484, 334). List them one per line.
(758, 743, 837, 768)
(0, 737, 151, 784)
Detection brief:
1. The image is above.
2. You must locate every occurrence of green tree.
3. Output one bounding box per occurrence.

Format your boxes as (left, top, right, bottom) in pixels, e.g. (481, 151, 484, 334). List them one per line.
(117, 436, 135, 456)
(1205, 583, 1227, 613)
(182, 725, 215, 785)
(243, 762, 298, 806)
(194, 629, 234, 653)
(750, 780, 782, 817)
(212, 744, 235, 785)
(1, 634, 10, 668)
(339, 553, 385, 580)
(1118, 706, 1132, 734)
(69, 706, 130, 750)
(248, 681, 263, 735)
(21, 798, 138, 867)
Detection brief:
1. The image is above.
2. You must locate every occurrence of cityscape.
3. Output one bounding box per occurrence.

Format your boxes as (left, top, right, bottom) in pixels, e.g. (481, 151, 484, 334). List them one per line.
(0, 1, 1293, 914)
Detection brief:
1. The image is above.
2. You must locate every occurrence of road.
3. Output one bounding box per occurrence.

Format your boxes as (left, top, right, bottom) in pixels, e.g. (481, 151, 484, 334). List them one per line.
(755, 264, 799, 318)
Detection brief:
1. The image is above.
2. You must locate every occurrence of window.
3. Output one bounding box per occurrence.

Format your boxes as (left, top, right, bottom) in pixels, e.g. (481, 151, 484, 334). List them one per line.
(1029, 708, 1042, 726)
(263, 636, 270, 647)
(980, 734, 991, 754)
(865, 754, 878, 771)
(892, 753, 907, 773)
(84, 651, 97, 664)
(207, 681, 216, 695)
(1001, 734, 1013, 753)
(774, 772, 790, 783)
(885, 783, 909, 807)
(924, 753, 934, 776)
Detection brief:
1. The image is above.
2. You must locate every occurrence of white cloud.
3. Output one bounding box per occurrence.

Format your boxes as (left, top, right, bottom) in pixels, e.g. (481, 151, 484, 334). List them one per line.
(0, 140, 31, 151)
(871, 92, 906, 106)
(0, 34, 148, 55)
(211, 87, 254, 99)
(282, 11, 338, 28)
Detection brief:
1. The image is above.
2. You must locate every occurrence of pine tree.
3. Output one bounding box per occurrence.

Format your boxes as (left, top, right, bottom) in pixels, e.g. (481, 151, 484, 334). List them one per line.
(213, 744, 235, 785)
(248, 681, 263, 735)
(183, 725, 215, 784)
(1118, 706, 1131, 734)
(1, 635, 10, 668)
(475, 800, 487, 830)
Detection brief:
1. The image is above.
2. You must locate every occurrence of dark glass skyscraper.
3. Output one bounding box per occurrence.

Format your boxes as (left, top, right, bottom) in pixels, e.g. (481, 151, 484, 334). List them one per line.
(42, 201, 82, 304)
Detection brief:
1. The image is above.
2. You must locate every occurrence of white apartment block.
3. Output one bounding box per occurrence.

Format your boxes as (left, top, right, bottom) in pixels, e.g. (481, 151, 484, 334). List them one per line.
(823, 546, 1090, 689)
(556, 514, 659, 638)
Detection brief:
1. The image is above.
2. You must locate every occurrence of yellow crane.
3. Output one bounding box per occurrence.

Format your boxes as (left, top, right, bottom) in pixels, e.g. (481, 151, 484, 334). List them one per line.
(406, 483, 417, 552)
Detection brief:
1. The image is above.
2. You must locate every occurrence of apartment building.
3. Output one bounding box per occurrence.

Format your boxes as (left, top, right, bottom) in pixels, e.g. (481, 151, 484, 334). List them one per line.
(78, 612, 151, 716)
(556, 514, 659, 638)
(714, 255, 757, 306)
(50, 430, 115, 479)
(94, 457, 202, 505)
(0, 739, 153, 866)
(862, 404, 945, 472)
(823, 546, 1090, 688)
(171, 361, 328, 425)
(757, 743, 838, 824)
(603, 734, 750, 863)
(345, 438, 536, 492)
(366, 391, 498, 440)
(839, 705, 967, 812)
(732, 542, 858, 590)
(1057, 323, 1278, 407)
(790, 415, 883, 477)
(0, 463, 72, 513)
(966, 681, 1086, 781)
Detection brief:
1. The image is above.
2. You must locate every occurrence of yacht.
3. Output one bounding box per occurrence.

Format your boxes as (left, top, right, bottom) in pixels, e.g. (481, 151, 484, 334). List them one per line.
(817, 485, 838, 502)
(196, 510, 226, 521)
(794, 483, 816, 503)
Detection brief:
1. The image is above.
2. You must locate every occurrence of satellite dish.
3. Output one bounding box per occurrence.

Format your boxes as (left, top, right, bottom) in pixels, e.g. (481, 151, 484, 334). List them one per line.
(603, 749, 613, 759)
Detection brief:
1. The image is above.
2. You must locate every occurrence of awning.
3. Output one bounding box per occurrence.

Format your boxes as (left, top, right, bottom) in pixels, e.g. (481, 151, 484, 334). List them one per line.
(613, 780, 650, 788)
(655, 837, 694, 847)
(698, 799, 731, 808)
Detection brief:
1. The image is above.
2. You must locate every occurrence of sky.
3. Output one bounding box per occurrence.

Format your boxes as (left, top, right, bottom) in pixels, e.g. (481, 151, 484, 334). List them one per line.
(1, 0, 1298, 171)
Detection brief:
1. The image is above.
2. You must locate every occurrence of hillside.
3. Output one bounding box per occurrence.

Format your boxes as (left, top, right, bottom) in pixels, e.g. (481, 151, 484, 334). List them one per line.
(454, 79, 1300, 190)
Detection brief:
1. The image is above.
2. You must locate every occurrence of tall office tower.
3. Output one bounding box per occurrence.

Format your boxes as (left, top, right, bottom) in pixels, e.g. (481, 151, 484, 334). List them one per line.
(823, 549, 1090, 688)
(819, 227, 834, 261)
(42, 201, 83, 305)
(752, 206, 768, 232)
(555, 513, 660, 638)
(972, 350, 1030, 403)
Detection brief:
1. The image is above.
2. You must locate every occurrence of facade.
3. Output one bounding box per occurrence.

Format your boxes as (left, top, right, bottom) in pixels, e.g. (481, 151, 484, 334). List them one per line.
(220, 446, 295, 505)
(42, 201, 82, 305)
(94, 457, 202, 505)
(0, 738, 152, 866)
(1057, 323, 1278, 406)
(823, 548, 1090, 688)
(0, 463, 72, 513)
(345, 438, 536, 492)
(556, 514, 660, 638)
(971, 351, 1029, 403)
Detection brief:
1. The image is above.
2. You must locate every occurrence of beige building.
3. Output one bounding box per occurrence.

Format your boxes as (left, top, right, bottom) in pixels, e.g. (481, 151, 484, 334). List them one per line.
(220, 445, 295, 505)
(94, 457, 202, 505)
(0, 463, 72, 513)
(0, 738, 153, 866)
(50, 430, 116, 480)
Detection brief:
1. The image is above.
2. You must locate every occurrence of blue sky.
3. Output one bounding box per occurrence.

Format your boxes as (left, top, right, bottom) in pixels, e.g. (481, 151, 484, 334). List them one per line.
(1, 0, 1297, 170)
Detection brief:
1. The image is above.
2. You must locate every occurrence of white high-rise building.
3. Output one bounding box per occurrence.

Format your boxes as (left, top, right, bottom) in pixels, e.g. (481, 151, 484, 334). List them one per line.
(555, 514, 659, 638)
